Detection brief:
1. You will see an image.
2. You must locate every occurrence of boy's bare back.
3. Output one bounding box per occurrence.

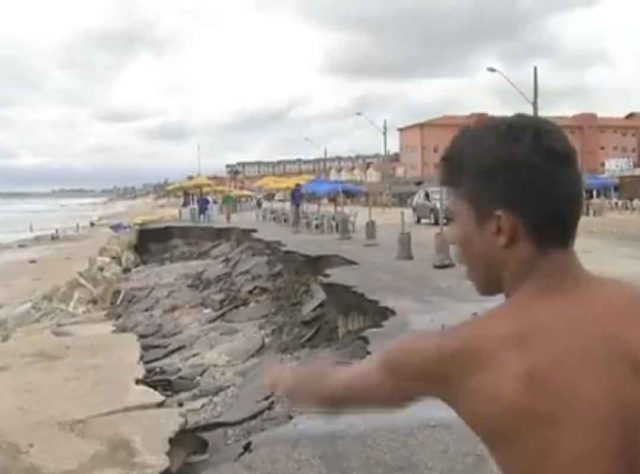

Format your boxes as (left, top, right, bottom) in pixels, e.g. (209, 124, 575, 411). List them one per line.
(455, 275, 640, 473)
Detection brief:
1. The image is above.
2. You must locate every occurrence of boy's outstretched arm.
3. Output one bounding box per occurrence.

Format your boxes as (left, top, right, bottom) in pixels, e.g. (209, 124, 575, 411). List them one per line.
(265, 325, 481, 409)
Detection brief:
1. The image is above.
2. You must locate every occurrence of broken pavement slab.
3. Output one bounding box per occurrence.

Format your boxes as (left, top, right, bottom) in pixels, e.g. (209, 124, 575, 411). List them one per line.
(300, 283, 326, 322)
(223, 300, 273, 323)
(0, 321, 182, 474)
(201, 329, 265, 367)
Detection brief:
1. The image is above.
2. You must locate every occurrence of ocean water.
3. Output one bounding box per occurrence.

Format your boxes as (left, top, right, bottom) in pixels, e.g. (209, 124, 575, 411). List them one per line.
(0, 194, 109, 244)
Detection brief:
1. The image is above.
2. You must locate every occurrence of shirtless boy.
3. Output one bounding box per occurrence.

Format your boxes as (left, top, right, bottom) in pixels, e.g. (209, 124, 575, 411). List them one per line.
(266, 115, 640, 473)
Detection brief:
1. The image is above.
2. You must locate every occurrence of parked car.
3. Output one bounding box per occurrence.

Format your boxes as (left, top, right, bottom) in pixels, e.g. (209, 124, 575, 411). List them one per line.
(410, 187, 451, 225)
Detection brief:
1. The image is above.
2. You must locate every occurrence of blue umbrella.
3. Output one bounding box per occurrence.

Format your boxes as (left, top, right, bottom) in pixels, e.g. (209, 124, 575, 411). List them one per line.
(584, 175, 616, 191)
(302, 178, 363, 197)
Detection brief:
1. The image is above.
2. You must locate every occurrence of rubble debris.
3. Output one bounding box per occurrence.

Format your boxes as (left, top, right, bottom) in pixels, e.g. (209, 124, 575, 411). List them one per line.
(111, 225, 394, 473)
(223, 301, 272, 323)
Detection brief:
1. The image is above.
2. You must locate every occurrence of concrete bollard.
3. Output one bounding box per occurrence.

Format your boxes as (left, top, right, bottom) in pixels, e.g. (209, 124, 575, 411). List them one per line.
(364, 219, 377, 246)
(364, 198, 377, 246)
(432, 231, 455, 269)
(337, 213, 351, 240)
(396, 211, 413, 260)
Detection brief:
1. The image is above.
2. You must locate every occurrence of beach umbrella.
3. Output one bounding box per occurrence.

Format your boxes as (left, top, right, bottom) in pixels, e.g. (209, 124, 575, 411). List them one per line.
(182, 175, 214, 191)
(302, 178, 363, 197)
(584, 175, 616, 191)
(232, 189, 254, 198)
(166, 180, 189, 193)
(166, 175, 214, 193)
(254, 176, 280, 189)
(204, 185, 233, 194)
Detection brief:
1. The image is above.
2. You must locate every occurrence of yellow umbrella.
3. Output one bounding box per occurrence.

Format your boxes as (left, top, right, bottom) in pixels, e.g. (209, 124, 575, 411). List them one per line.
(166, 175, 214, 193)
(254, 175, 279, 188)
(206, 185, 233, 194)
(182, 175, 214, 191)
(232, 189, 254, 197)
(166, 180, 188, 193)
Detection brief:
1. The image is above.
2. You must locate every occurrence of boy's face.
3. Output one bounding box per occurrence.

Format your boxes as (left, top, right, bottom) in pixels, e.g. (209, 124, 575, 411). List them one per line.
(447, 193, 505, 296)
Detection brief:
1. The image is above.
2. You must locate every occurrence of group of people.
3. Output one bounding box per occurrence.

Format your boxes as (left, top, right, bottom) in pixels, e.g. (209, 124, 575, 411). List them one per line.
(183, 191, 235, 224)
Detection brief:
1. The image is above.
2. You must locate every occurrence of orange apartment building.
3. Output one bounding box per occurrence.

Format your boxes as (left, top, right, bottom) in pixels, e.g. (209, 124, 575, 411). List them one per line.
(399, 113, 640, 179)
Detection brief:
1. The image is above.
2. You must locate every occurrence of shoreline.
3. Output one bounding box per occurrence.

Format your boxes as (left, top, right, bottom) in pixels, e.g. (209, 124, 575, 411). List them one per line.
(0, 196, 174, 308)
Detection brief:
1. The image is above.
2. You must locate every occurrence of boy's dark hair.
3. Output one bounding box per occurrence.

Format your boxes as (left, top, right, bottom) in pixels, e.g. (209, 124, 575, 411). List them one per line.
(441, 114, 583, 249)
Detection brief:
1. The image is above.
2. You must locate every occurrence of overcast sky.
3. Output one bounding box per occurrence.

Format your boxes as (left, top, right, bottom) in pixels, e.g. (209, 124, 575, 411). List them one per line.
(0, 0, 637, 189)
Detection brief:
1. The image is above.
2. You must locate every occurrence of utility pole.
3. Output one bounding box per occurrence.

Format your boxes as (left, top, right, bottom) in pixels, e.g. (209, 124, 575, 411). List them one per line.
(383, 119, 388, 157)
(197, 144, 202, 175)
(533, 65, 539, 117)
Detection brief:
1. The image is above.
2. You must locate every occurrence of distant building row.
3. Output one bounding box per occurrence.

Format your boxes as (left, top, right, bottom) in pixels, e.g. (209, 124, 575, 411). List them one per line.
(225, 153, 399, 180)
(399, 112, 640, 179)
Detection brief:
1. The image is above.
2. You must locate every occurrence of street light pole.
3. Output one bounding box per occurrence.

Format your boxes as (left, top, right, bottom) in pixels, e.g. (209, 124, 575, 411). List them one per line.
(533, 65, 539, 117)
(356, 111, 388, 245)
(304, 137, 328, 175)
(197, 144, 202, 175)
(487, 65, 539, 117)
(382, 119, 388, 156)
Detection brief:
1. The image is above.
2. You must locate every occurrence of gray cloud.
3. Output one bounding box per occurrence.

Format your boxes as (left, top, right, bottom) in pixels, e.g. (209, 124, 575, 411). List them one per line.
(221, 99, 308, 134)
(56, 21, 170, 104)
(0, 45, 48, 107)
(94, 108, 159, 124)
(287, 0, 599, 79)
(141, 120, 195, 142)
(60, 22, 167, 75)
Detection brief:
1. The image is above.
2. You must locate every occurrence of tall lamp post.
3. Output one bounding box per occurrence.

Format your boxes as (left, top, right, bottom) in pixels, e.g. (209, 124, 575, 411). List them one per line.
(356, 112, 388, 245)
(304, 137, 328, 177)
(487, 65, 539, 116)
(303, 137, 327, 159)
(197, 144, 202, 175)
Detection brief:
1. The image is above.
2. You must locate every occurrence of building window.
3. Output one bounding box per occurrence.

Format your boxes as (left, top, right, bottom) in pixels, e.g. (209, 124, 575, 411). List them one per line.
(633, 148, 637, 153)
(613, 146, 618, 151)
(622, 131, 628, 137)
(613, 129, 618, 134)
(600, 162, 605, 168)
(600, 146, 606, 151)
(433, 145, 439, 153)
(600, 129, 605, 134)
(633, 133, 637, 137)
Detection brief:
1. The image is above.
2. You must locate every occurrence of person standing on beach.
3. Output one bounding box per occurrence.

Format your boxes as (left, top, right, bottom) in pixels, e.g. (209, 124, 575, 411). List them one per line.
(266, 115, 640, 473)
(222, 191, 234, 224)
(290, 183, 303, 233)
